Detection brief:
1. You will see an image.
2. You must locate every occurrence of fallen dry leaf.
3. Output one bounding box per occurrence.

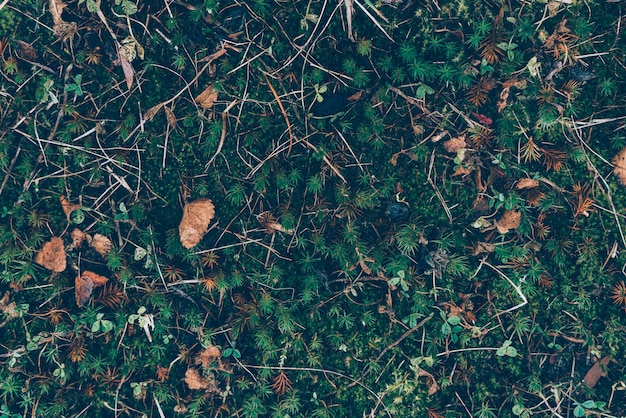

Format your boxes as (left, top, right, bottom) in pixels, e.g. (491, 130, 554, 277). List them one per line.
(164, 106, 177, 129)
(583, 356, 611, 388)
(60, 196, 81, 220)
(49, 0, 67, 26)
(184, 368, 210, 390)
(75, 270, 108, 307)
(118, 50, 134, 90)
(613, 146, 626, 185)
(495, 210, 521, 234)
(179, 199, 215, 249)
(0, 292, 19, 321)
(156, 366, 170, 381)
(70, 228, 86, 249)
(35, 237, 66, 272)
(196, 345, 221, 369)
(416, 367, 440, 395)
(443, 135, 467, 153)
(89, 234, 113, 257)
(516, 178, 540, 189)
(195, 85, 219, 110)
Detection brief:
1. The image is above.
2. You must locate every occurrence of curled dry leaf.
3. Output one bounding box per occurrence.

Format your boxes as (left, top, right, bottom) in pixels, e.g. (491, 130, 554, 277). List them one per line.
(60, 196, 81, 220)
(75, 270, 108, 307)
(443, 135, 467, 153)
(583, 356, 611, 388)
(184, 368, 210, 390)
(495, 210, 521, 234)
(35, 237, 67, 272)
(89, 234, 113, 257)
(516, 178, 540, 189)
(49, 0, 67, 26)
(613, 146, 626, 185)
(179, 199, 215, 249)
(195, 85, 219, 110)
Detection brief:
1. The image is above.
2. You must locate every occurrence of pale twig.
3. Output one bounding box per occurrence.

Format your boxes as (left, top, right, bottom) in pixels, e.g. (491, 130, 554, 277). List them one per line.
(353, 0, 394, 42)
(205, 99, 238, 169)
(263, 72, 295, 154)
(481, 259, 528, 317)
(427, 150, 453, 223)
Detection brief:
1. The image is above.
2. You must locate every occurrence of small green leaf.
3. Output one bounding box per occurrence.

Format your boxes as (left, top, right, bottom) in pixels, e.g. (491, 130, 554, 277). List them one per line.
(71, 209, 85, 224)
(447, 315, 461, 325)
(581, 400, 596, 409)
(573, 405, 585, 417)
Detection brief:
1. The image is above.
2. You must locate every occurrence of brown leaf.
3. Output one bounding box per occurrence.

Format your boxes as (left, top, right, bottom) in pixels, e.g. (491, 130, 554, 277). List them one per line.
(49, 0, 67, 26)
(516, 178, 540, 189)
(416, 367, 440, 395)
(0, 292, 19, 321)
(613, 146, 626, 185)
(472, 242, 495, 256)
(144, 103, 164, 121)
(443, 135, 467, 153)
(156, 366, 170, 382)
(70, 228, 86, 250)
(583, 356, 611, 388)
(60, 196, 81, 221)
(184, 368, 210, 390)
(75, 271, 108, 307)
(495, 210, 521, 234)
(118, 51, 134, 90)
(35, 237, 67, 272)
(164, 106, 177, 129)
(89, 234, 113, 257)
(179, 199, 215, 249)
(195, 85, 219, 110)
(196, 345, 221, 369)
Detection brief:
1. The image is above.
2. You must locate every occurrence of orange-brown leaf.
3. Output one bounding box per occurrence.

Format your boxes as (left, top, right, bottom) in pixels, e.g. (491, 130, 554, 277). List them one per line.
(89, 234, 113, 257)
(583, 356, 611, 388)
(195, 85, 219, 110)
(613, 146, 626, 185)
(179, 199, 215, 249)
(443, 135, 467, 153)
(184, 368, 210, 390)
(516, 178, 540, 189)
(495, 210, 521, 234)
(35, 237, 67, 272)
(75, 271, 108, 307)
(59, 196, 81, 220)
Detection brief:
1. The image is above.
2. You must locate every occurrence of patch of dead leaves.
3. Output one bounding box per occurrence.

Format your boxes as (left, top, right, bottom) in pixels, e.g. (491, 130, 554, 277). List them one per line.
(494, 210, 521, 234)
(75, 270, 108, 307)
(35, 237, 67, 272)
(195, 85, 219, 110)
(69, 229, 113, 257)
(179, 199, 215, 249)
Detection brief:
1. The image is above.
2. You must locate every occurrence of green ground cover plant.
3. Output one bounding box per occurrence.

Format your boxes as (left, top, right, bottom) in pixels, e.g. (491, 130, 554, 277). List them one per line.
(1, 0, 626, 416)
